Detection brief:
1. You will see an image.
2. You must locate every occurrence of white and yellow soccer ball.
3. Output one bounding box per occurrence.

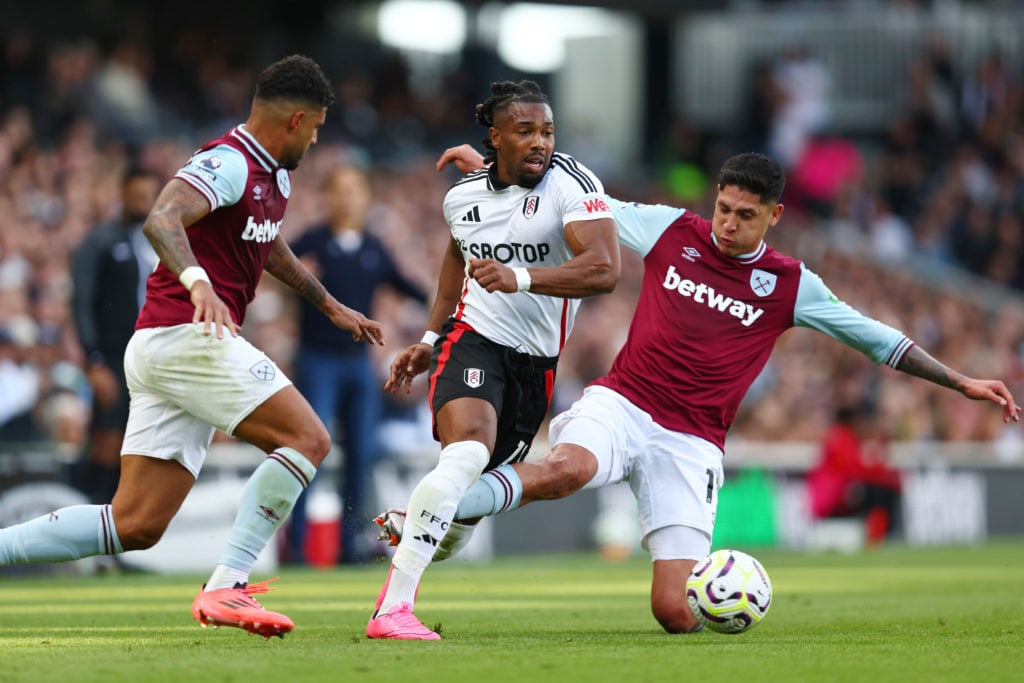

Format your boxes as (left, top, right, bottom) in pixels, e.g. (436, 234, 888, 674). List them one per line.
(686, 548, 772, 634)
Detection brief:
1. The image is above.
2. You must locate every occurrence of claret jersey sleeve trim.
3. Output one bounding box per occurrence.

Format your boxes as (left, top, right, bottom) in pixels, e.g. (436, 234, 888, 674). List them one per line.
(793, 263, 915, 368)
(607, 197, 687, 257)
(174, 144, 248, 212)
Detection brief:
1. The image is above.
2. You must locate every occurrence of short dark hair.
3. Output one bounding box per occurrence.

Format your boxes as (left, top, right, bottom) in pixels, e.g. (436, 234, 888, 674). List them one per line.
(717, 152, 786, 205)
(475, 80, 550, 163)
(254, 55, 335, 108)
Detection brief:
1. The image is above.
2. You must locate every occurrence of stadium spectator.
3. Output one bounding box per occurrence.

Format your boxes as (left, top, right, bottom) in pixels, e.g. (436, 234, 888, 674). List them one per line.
(806, 401, 903, 546)
(0, 55, 384, 640)
(286, 163, 427, 566)
(366, 80, 620, 640)
(70, 166, 159, 504)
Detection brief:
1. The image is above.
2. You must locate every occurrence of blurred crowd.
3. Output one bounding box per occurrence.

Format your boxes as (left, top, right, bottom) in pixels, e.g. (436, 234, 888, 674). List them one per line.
(2, 23, 1024, 481)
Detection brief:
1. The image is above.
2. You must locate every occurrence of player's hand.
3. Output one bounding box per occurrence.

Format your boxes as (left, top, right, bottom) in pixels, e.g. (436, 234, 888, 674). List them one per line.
(385, 343, 433, 394)
(468, 258, 517, 293)
(330, 304, 384, 345)
(190, 281, 239, 339)
(436, 144, 486, 174)
(86, 364, 120, 408)
(961, 378, 1022, 423)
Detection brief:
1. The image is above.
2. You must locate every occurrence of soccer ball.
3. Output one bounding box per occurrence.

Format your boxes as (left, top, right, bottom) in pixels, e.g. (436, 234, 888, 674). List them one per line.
(686, 549, 772, 634)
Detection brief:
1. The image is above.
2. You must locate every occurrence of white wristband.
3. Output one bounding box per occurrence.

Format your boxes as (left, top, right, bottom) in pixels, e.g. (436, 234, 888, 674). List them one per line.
(513, 267, 531, 293)
(179, 266, 211, 291)
(420, 330, 440, 346)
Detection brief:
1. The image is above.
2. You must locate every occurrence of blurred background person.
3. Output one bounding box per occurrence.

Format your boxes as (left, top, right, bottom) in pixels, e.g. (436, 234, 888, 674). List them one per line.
(70, 165, 159, 503)
(806, 400, 903, 546)
(287, 163, 427, 565)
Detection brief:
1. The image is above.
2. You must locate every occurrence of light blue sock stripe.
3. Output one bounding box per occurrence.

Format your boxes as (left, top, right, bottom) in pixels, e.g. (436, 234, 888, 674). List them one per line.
(455, 465, 523, 519)
(217, 449, 316, 572)
(0, 504, 121, 565)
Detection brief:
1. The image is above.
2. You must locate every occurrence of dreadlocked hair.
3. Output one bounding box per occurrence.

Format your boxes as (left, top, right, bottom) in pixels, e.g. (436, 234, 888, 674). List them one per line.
(474, 80, 549, 163)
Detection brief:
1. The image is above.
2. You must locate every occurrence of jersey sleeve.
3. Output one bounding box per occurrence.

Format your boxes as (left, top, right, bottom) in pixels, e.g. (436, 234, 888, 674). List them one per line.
(552, 155, 613, 225)
(607, 197, 687, 257)
(794, 264, 915, 368)
(174, 144, 248, 211)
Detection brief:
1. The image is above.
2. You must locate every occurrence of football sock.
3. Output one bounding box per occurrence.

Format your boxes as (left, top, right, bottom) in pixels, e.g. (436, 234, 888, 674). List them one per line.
(205, 447, 316, 591)
(0, 504, 122, 564)
(378, 440, 489, 613)
(455, 464, 523, 519)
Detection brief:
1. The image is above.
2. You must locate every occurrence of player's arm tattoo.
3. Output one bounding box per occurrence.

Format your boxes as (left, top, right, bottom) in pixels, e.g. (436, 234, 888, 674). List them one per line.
(895, 345, 964, 392)
(142, 180, 210, 276)
(265, 236, 327, 308)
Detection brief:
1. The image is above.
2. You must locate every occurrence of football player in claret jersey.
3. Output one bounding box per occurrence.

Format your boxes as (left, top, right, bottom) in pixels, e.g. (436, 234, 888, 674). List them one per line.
(378, 145, 1021, 634)
(0, 55, 384, 638)
(366, 80, 620, 640)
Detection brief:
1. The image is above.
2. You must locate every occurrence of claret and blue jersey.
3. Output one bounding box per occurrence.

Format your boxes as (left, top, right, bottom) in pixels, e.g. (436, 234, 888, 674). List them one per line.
(596, 198, 913, 450)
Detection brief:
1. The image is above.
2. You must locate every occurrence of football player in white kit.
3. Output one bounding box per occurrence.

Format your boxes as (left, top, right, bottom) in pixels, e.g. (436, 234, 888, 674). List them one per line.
(366, 81, 620, 639)
(379, 145, 1021, 635)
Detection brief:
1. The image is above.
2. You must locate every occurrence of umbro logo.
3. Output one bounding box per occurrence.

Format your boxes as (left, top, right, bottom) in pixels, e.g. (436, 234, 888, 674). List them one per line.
(258, 505, 281, 522)
(461, 206, 482, 223)
(681, 246, 701, 262)
(413, 533, 439, 547)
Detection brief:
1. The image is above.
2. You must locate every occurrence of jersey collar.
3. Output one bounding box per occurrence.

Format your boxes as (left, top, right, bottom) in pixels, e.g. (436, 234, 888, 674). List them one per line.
(710, 231, 767, 263)
(231, 124, 279, 173)
(487, 164, 510, 191)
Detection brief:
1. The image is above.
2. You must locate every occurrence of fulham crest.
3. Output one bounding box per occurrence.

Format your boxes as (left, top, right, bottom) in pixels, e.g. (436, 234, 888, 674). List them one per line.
(464, 368, 485, 388)
(750, 269, 777, 297)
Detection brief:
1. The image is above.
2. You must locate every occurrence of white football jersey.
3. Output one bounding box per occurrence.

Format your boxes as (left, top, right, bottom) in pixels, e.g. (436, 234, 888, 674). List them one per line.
(443, 153, 613, 357)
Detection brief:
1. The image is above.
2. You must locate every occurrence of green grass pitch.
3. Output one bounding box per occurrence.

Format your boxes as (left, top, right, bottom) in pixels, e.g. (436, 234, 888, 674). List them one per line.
(1, 541, 1022, 683)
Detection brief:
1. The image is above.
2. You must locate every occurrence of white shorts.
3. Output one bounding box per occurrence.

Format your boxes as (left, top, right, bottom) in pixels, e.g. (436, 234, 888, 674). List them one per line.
(548, 385, 724, 551)
(121, 324, 292, 476)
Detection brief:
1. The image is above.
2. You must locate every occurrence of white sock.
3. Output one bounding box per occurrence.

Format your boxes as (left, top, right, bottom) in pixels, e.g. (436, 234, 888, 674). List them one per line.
(205, 447, 317, 590)
(378, 440, 489, 613)
(455, 465, 523, 519)
(0, 504, 122, 564)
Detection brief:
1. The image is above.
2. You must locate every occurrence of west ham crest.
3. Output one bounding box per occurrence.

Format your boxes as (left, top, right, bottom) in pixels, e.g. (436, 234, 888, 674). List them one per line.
(250, 360, 277, 381)
(750, 269, 777, 297)
(276, 168, 291, 198)
(464, 368, 485, 388)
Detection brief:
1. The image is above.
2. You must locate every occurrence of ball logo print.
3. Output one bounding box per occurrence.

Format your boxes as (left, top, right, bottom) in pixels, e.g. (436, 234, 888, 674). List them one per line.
(686, 549, 772, 633)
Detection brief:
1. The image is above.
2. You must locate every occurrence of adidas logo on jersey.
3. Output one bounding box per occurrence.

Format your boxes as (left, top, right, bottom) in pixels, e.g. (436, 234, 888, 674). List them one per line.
(662, 265, 765, 327)
(461, 206, 482, 222)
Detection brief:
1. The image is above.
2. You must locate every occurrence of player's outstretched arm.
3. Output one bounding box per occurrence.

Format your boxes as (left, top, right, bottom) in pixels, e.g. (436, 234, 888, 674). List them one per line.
(143, 179, 238, 339)
(385, 237, 465, 394)
(896, 345, 1022, 423)
(265, 236, 384, 345)
(436, 144, 486, 174)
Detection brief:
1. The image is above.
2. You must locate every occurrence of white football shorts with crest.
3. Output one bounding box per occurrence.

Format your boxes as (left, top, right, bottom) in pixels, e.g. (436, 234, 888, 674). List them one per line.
(548, 385, 724, 551)
(121, 323, 292, 476)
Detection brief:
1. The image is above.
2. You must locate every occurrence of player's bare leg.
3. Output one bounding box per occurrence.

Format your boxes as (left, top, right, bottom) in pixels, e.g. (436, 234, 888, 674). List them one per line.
(368, 398, 494, 640)
(651, 559, 702, 633)
(193, 386, 328, 638)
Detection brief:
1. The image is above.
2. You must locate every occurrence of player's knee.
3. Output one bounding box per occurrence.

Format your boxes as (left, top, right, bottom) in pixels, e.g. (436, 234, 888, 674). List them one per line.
(294, 425, 332, 466)
(651, 597, 701, 634)
(534, 449, 594, 499)
(114, 516, 170, 551)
